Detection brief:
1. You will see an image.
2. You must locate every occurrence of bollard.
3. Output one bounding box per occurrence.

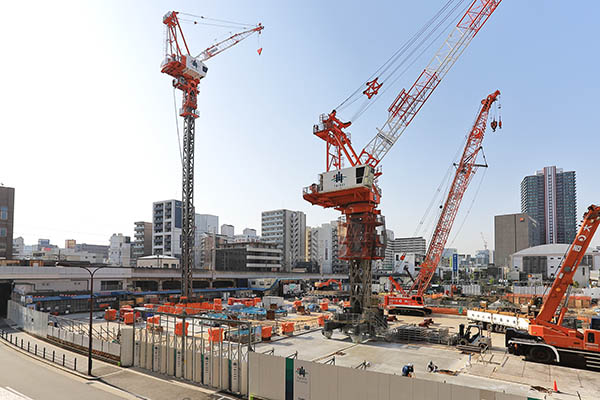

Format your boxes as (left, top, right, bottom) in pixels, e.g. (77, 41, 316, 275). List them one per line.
(63, 354, 65, 366)
(74, 358, 77, 371)
(20, 339, 23, 349)
(43, 347, 45, 359)
(35, 344, 37, 355)
(52, 350, 55, 363)
(27, 341, 30, 352)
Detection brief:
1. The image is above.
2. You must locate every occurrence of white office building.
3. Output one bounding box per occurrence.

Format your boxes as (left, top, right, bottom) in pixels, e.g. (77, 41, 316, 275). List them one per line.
(261, 209, 306, 271)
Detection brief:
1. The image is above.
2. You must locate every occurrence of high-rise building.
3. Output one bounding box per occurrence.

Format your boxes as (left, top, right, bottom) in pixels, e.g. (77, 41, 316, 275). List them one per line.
(195, 214, 219, 234)
(221, 224, 235, 238)
(108, 233, 132, 267)
(521, 166, 577, 244)
(494, 213, 538, 269)
(133, 221, 153, 263)
(0, 186, 15, 259)
(261, 209, 306, 271)
(152, 199, 182, 258)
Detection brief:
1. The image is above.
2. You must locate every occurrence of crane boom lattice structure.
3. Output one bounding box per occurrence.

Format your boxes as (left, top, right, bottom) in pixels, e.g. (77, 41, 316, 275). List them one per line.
(411, 90, 499, 296)
(304, 1, 502, 340)
(161, 11, 263, 299)
(384, 90, 500, 315)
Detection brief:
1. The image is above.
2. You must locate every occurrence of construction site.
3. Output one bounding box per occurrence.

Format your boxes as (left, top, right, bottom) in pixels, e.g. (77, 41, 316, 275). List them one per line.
(2, 1, 600, 400)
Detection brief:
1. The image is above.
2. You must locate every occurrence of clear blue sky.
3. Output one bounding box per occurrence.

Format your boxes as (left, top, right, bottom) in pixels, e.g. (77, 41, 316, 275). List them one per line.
(1, 1, 599, 253)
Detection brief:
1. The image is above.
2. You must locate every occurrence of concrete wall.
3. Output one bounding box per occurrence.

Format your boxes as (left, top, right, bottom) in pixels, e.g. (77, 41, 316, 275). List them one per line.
(248, 352, 532, 400)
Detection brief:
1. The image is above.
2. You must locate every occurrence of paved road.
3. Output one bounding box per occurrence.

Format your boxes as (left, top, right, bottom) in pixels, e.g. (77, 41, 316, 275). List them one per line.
(0, 342, 128, 399)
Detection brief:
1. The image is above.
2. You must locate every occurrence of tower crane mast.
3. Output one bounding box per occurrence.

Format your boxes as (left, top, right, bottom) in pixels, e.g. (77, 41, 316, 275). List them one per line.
(304, 1, 502, 341)
(161, 11, 263, 300)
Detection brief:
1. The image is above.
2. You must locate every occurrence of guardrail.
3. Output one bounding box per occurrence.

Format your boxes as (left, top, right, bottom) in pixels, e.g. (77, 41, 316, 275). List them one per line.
(0, 328, 80, 372)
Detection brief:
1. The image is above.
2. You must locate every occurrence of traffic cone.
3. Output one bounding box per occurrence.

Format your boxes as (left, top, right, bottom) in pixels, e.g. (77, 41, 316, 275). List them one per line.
(553, 380, 558, 392)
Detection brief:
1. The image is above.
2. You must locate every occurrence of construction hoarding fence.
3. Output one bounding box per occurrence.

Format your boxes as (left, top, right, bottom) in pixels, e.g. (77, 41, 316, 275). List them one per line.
(121, 311, 253, 396)
(248, 352, 538, 400)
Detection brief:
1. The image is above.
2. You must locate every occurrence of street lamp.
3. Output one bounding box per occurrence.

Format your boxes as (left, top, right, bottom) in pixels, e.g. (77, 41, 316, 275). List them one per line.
(77, 264, 109, 376)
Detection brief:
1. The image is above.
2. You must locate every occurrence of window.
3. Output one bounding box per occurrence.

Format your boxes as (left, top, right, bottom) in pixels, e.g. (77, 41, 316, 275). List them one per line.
(0, 206, 7, 220)
(588, 332, 595, 344)
(0, 228, 6, 237)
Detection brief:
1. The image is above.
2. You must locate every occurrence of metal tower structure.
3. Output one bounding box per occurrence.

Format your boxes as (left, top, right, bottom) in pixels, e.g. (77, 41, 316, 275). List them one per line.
(161, 11, 263, 299)
(304, 0, 502, 341)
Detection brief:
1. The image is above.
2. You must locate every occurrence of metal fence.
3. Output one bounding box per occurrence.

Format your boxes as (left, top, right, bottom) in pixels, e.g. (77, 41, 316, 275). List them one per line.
(0, 329, 80, 372)
(49, 314, 121, 343)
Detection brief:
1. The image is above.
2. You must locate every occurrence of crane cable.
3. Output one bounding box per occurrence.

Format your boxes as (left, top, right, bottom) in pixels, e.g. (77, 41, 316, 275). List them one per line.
(351, 0, 470, 122)
(338, 0, 470, 122)
(336, 0, 458, 112)
(172, 88, 184, 167)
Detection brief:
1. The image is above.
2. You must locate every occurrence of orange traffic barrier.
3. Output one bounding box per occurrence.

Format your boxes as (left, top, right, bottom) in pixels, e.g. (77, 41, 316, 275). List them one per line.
(123, 312, 134, 325)
(320, 302, 329, 311)
(175, 322, 189, 336)
(293, 300, 302, 309)
(104, 309, 117, 321)
(318, 316, 325, 326)
(253, 298, 261, 306)
(214, 298, 222, 305)
(261, 326, 273, 340)
(208, 328, 223, 343)
(281, 322, 295, 334)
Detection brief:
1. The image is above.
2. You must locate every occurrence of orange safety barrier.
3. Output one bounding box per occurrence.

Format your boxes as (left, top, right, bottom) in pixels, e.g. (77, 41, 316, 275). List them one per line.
(320, 302, 329, 311)
(261, 326, 273, 340)
(244, 300, 253, 307)
(293, 300, 302, 308)
(208, 328, 223, 343)
(175, 322, 189, 336)
(318, 316, 325, 326)
(124, 312, 134, 325)
(324, 314, 330, 320)
(213, 298, 222, 305)
(281, 322, 295, 334)
(144, 304, 155, 309)
(104, 309, 117, 321)
(253, 298, 262, 306)
(214, 304, 223, 312)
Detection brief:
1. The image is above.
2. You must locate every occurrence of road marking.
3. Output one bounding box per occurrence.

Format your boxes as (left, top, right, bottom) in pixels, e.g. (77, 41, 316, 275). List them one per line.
(0, 387, 34, 399)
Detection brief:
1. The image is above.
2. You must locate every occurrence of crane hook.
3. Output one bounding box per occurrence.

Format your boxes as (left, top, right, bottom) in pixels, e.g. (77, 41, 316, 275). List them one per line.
(490, 119, 497, 132)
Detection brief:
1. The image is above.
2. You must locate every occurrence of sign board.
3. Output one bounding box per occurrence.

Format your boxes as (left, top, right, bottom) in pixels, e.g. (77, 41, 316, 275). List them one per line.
(293, 360, 311, 400)
(452, 254, 458, 272)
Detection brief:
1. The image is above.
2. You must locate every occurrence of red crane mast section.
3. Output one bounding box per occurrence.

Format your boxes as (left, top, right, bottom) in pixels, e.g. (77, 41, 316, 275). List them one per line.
(384, 90, 500, 313)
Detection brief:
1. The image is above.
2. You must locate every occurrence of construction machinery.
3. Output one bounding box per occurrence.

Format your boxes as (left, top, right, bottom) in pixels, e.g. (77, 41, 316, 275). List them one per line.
(506, 205, 600, 370)
(304, 1, 502, 342)
(456, 323, 491, 352)
(315, 279, 343, 291)
(383, 90, 501, 316)
(160, 12, 263, 299)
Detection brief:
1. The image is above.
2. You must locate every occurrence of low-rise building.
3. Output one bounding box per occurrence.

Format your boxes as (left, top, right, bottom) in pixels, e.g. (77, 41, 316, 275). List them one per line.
(510, 244, 598, 287)
(215, 242, 282, 272)
(136, 254, 180, 269)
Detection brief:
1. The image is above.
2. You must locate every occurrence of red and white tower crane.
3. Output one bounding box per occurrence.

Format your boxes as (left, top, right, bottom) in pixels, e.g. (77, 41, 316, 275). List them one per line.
(304, 0, 502, 341)
(161, 11, 263, 299)
(384, 90, 501, 316)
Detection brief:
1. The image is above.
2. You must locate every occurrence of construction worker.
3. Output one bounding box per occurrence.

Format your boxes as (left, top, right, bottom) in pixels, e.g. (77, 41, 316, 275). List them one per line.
(427, 360, 438, 373)
(401, 363, 414, 377)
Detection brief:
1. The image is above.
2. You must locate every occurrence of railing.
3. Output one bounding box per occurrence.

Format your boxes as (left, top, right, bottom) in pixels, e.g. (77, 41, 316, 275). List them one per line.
(49, 314, 120, 343)
(0, 329, 80, 372)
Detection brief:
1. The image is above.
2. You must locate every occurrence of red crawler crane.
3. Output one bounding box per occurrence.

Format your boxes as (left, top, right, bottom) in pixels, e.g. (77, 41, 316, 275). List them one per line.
(304, 1, 502, 341)
(384, 90, 501, 316)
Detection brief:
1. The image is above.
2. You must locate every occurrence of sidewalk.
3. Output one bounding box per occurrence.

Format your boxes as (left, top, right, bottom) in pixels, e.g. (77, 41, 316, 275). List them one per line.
(0, 319, 235, 400)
